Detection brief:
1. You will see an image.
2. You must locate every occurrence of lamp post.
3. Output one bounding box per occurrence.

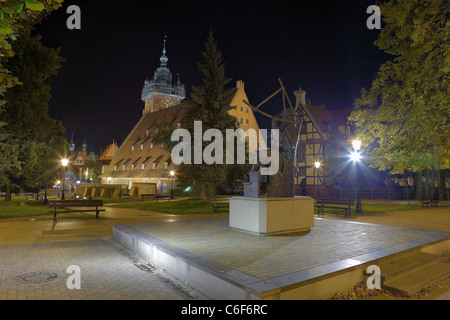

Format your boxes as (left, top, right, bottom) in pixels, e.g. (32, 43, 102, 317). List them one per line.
(314, 161, 321, 199)
(107, 177, 112, 198)
(351, 140, 362, 213)
(170, 170, 175, 199)
(61, 158, 68, 200)
(56, 180, 60, 198)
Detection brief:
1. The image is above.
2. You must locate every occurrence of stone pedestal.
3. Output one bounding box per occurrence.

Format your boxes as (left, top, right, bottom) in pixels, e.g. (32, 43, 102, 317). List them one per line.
(229, 196, 314, 235)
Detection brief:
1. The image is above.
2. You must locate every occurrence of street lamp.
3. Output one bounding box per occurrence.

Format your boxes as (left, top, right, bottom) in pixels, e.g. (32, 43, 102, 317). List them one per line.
(351, 140, 362, 213)
(314, 161, 321, 199)
(107, 177, 112, 198)
(170, 170, 175, 199)
(61, 158, 68, 200)
(352, 140, 361, 152)
(56, 180, 60, 197)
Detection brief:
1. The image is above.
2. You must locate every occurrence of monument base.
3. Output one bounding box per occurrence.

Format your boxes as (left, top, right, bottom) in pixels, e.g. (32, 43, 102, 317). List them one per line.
(229, 196, 314, 235)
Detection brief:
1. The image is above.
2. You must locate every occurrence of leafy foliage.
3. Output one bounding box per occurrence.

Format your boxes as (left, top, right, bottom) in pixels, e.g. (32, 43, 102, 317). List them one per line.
(0, 23, 66, 196)
(0, 0, 64, 87)
(349, 0, 449, 173)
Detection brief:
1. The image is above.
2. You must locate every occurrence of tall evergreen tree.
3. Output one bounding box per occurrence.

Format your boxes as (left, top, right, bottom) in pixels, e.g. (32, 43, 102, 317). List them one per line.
(177, 31, 236, 201)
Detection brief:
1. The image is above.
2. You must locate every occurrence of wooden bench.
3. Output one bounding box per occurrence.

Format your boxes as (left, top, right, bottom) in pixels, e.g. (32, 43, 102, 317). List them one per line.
(140, 193, 171, 201)
(315, 198, 355, 218)
(48, 200, 105, 221)
(210, 198, 230, 214)
(0, 192, 5, 198)
(122, 193, 131, 199)
(155, 194, 171, 202)
(422, 198, 439, 207)
(141, 193, 156, 201)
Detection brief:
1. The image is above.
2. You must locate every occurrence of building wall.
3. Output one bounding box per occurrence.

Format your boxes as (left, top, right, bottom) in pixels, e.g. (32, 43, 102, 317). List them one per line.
(144, 93, 183, 114)
(229, 80, 266, 148)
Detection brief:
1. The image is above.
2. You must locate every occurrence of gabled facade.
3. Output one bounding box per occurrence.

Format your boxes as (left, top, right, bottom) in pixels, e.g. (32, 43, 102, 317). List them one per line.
(295, 99, 353, 196)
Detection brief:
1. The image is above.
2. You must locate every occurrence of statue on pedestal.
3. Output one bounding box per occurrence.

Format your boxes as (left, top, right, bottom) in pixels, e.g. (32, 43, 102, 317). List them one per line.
(242, 80, 308, 198)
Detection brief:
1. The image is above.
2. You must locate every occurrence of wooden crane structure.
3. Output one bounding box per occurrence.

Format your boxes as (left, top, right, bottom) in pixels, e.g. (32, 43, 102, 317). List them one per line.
(241, 78, 309, 198)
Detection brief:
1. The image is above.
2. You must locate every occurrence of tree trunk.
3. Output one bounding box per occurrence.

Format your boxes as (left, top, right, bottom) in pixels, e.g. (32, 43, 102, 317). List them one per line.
(199, 183, 207, 202)
(5, 178, 11, 202)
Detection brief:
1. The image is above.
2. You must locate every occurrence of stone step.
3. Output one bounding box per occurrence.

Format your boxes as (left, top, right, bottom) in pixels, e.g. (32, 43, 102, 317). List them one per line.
(364, 251, 441, 282)
(382, 255, 449, 296)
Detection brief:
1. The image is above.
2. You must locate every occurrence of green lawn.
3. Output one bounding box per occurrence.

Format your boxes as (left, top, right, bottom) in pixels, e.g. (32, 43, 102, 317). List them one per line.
(0, 198, 97, 220)
(111, 197, 221, 214)
(314, 204, 426, 216)
(0, 196, 430, 219)
(112, 198, 428, 216)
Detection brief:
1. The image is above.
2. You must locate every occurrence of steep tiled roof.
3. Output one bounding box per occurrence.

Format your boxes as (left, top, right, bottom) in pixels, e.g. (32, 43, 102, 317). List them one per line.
(102, 103, 188, 179)
(303, 100, 351, 140)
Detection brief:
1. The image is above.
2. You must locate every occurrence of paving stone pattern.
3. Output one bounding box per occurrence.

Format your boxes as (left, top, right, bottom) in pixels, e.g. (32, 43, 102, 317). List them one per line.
(130, 217, 449, 280)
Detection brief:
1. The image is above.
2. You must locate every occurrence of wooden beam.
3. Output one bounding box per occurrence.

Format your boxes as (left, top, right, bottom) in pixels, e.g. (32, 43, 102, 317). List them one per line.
(243, 100, 273, 119)
(278, 78, 295, 112)
(255, 88, 282, 109)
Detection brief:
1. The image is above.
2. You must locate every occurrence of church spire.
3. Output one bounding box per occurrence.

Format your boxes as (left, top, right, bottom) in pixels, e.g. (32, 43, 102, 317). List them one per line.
(160, 34, 168, 67)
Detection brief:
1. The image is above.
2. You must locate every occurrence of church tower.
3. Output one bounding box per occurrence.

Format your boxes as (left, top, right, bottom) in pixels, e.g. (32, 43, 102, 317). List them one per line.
(141, 36, 185, 114)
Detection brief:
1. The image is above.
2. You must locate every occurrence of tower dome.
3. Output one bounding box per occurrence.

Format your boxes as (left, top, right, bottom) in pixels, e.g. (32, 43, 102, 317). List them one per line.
(141, 35, 185, 113)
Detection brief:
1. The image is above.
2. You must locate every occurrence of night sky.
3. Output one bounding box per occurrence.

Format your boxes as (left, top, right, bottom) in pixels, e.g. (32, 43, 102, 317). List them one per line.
(34, 0, 389, 154)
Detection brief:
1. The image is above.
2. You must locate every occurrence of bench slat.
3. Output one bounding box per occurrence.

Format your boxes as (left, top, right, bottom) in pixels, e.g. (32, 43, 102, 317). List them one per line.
(48, 200, 103, 207)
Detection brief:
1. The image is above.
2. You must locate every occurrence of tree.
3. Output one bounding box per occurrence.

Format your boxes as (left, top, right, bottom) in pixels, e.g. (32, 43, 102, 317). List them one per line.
(81, 159, 103, 183)
(0, 85, 21, 201)
(349, 0, 449, 174)
(176, 31, 237, 201)
(0, 23, 66, 200)
(0, 0, 64, 87)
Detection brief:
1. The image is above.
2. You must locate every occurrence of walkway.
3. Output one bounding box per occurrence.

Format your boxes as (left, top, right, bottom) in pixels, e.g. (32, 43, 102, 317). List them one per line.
(0, 205, 223, 300)
(0, 201, 448, 300)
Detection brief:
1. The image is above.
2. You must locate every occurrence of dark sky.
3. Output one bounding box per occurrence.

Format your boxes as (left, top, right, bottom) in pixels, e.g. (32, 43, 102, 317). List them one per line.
(34, 0, 389, 154)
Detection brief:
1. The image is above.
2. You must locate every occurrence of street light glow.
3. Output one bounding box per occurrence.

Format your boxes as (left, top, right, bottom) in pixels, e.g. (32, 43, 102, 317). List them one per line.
(350, 151, 361, 162)
(314, 161, 321, 169)
(170, 170, 175, 176)
(61, 158, 69, 166)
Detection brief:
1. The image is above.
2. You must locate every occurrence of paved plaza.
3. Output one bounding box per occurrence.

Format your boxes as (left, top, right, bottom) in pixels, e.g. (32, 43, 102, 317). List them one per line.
(125, 217, 449, 282)
(0, 203, 448, 300)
